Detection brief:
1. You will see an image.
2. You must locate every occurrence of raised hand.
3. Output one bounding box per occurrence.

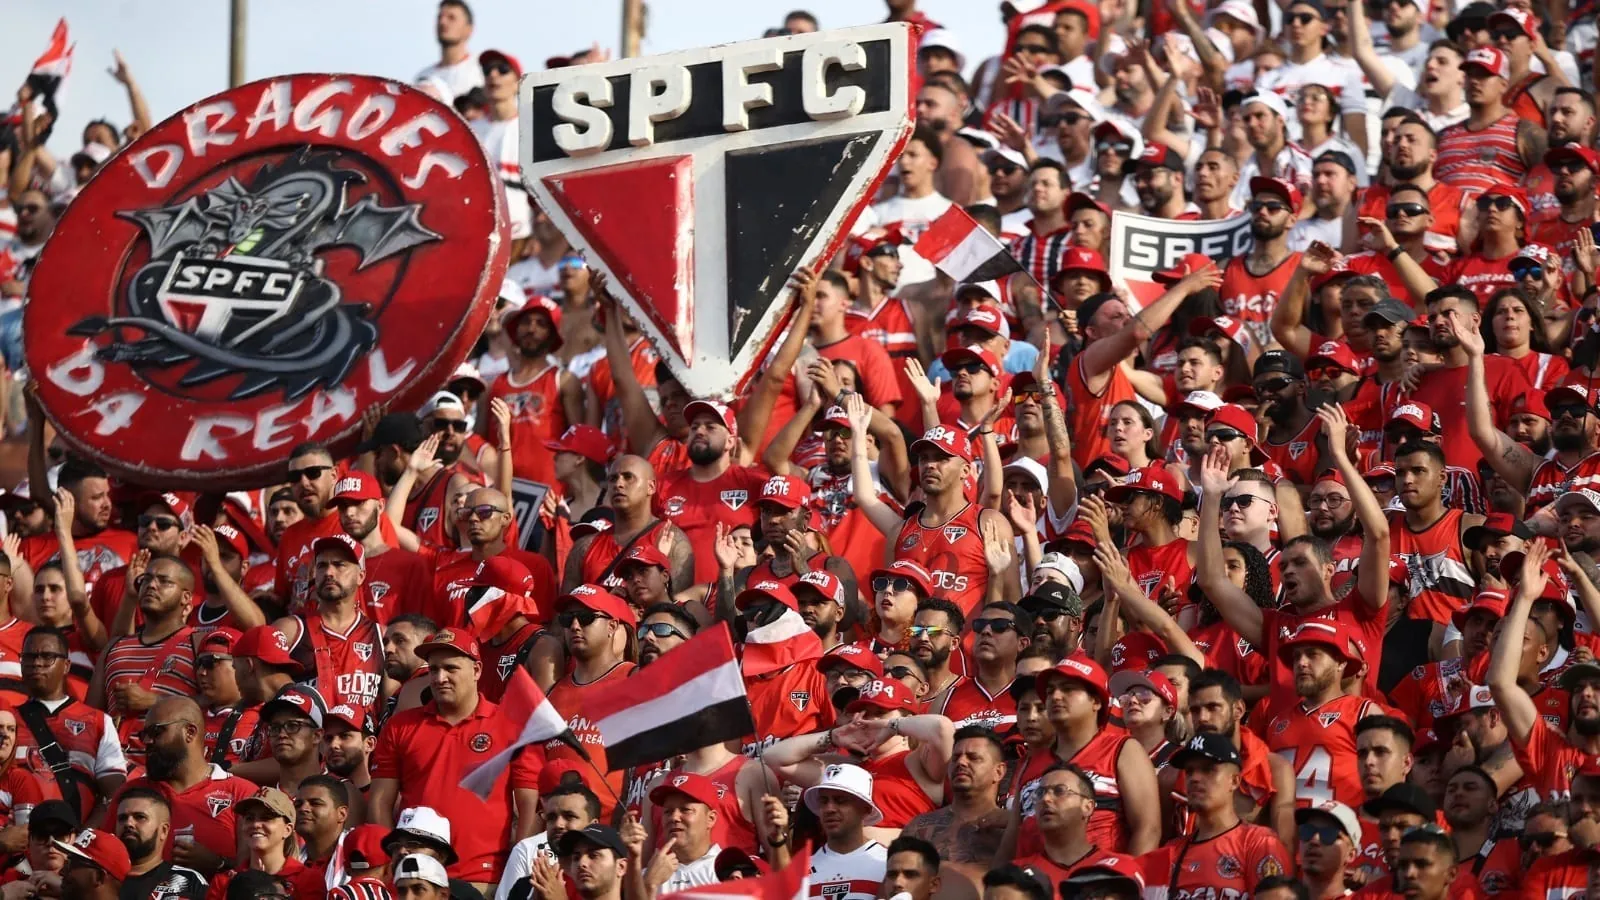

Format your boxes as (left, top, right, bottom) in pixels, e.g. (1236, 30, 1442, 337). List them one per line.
(1006, 489, 1038, 536)
(52, 489, 75, 536)
(1314, 403, 1351, 460)
(1445, 308, 1485, 358)
(1177, 261, 1223, 295)
(713, 522, 741, 575)
(988, 110, 1034, 154)
(1357, 216, 1399, 253)
(108, 50, 134, 85)
(1078, 495, 1115, 546)
(984, 527, 1013, 576)
(189, 525, 222, 571)
(1199, 444, 1234, 495)
(903, 358, 942, 408)
(1300, 241, 1341, 276)
(843, 391, 872, 435)
(980, 388, 1013, 429)
(2, 533, 19, 565)
(1522, 540, 1552, 599)
(619, 811, 647, 860)
(1190, 87, 1221, 130)
(408, 432, 442, 473)
(807, 358, 843, 401)
(490, 397, 512, 448)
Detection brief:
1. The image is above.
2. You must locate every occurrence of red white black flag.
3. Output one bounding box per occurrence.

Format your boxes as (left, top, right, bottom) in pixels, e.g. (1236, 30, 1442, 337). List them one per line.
(914, 205, 1027, 284)
(459, 667, 572, 798)
(587, 623, 755, 771)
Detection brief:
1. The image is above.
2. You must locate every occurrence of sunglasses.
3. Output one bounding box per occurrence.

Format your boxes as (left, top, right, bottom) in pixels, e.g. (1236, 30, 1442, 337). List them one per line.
(638, 623, 686, 640)
(950, 361, 990, 375)
(1323, 3, 1349, 12)
(287, 464, 333, 482)
(1521, 831, 1568, 849)
(1299, 822, 1344, 844)
(886, 665, 924, 683)
(1386, 202, 1428, 218)
(874, 576, 921, 594)
(1207, 428, 1247, 443)
(1012, 390, 1043, 406)
(988, 162, 1022, 176)
(1249, 200, 1290, 214)
(971, 618, 1018, 635)
(138, 514, 181, 531)
(1510, 263, 1544, 280)
(1306, 366, 1345, 381)
(1477, 195, 1518, 212)
(1550, 403, 1592, 420)
(557, 609, 612, 629)
(1034, 608, 1069, 622)
(1491, 25, 1527, 41)
(1551, 158, 1591, 175)
(454, 504, 508, 521)
(431, 419, 469, 434)
(1287, 11, 1322, 23)
(483, 61, 515, 76)
(908, 624, 950, 639)
(1013, 43, 1053, 54)
(1255, 378, 1294, 393)
(1221, 494, 1261, 511)
(1096, 141, 1133, 155)
(196, 653, 233, 669)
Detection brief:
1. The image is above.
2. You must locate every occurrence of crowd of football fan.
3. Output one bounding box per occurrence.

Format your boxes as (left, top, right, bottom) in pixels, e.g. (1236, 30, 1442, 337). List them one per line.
(14, 0, 1600, 897)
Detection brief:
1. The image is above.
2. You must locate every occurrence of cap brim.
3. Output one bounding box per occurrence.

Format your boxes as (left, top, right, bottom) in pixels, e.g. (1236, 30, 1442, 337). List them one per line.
(1169, 747, 1239, 770)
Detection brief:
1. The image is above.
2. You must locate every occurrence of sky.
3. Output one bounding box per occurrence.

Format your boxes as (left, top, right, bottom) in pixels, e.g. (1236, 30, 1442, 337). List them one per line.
(7, 0, 1009, 154)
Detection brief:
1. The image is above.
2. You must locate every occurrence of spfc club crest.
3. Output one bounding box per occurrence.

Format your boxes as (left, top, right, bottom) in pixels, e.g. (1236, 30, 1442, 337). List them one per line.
(721, 490, 749, 512)
(207, 793, 234, 816)
(942, 526, 968, 543)
(499, 653, 517, 682)
(64, 719, 87, 736)
(1318, 711, 1342, 728)
(789, 691, 810, 711)
(417, 507, 440, 533)
(25, 74, 509, 487)
(1289, 441, 1308, 460)
(352, 641, 373, 661)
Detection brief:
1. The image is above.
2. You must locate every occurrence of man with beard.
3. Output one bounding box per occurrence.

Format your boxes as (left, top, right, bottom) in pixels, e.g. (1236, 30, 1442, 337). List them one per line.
(115, 788, 206, 900)
(1430, 682, 1540, 833)
(322, 703, 375, 804)
(1436, 48, 1543, 193)
(544, 586, 637, 819)
(414, 0, 480, 101)
(1443, 766, 1522, 894)
(910, 599, 964, 707)
(1019, 583, 1084, 663)
(744, 475, 857, 599)
(1460, 310, 1586, 511)
(637, 604, 695, 666)
(1490, 543, 1600, 811)
(295, 774, 350, 883)
(1235, 93, 1314, 201)
(1183, 670, 1295, 847)
(1263, 622, 1379, 809)
(1291, 152, 1358, 252)
(19, 437, 137, 597)
(903, 726, 1008, 877)
(1218, 178, 1303, 351)
(194, 629, 257, 769)
(1307, 471, 1363, 593)
(915, 82, 982, 206)
(85, 493, 204, 633)
(272, 537, 387, 721)
(274, 443, 345, 611)
(91, 555, 199, 758)
(381, 614, 437, 719)
(488, 293, 582, 491)
(111, 697, 255, 874)
(1131, 143, 1191, 220)
(565, 456, 691, 597)
(365, 404, 474, 551)
(790, 572, 847, 654)
(979, 147, 1029, 236)
(231, 625, 302, 712)
(654, 400, 769, 586)
(1008, 163, 1071, 290)
(937, 602, 1028, 732)
(558, 824, 630, 900)
(1251, 350, 1318, 485)
(264, 487, 303, 553)
(497, 783, 599, 900)
(1532, 141, 1600, 261)
(330, 472, 439, 626)
(1358, 117, 1466, 255)
(259, 685, 326, 797)
(543, 425, 610, 567)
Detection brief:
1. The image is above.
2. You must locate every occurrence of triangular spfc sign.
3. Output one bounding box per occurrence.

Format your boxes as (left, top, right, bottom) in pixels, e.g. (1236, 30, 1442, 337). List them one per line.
(520, 24, 915, 397)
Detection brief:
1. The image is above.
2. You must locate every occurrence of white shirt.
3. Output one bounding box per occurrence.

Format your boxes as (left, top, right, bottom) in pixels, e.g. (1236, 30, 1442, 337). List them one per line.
(864, 193, 955, 287)
(470, 116, 532, 239)
(1253, 54, 1369, 142)
(415, 55, 484, 102)
(1381, 86, 1469, 132)
(495, 834, 552, 900)
(656, 844, 720, 896)
(809, 840, 887, 900)
(508, 256, 562, 299)
(1289, 214, 1346, 252)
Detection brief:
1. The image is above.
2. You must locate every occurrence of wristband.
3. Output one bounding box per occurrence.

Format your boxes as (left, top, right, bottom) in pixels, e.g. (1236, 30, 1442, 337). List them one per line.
(1386, 245, 1405, 262)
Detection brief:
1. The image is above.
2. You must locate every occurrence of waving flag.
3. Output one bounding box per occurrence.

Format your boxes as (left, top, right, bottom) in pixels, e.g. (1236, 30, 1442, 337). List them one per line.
(27, 19, 74, 98)
(459, 667, 572, 798)
(740, 608, 824, 679)
(914, 205, 1027, 284)
(662, 847, 809, 900)
(587, 623, 755, 771)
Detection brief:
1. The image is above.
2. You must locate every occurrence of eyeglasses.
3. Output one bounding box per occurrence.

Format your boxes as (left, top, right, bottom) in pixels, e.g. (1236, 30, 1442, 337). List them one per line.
(1013, 43, 1053, 54)
(557, 609, 611, 629)
(1299, 821, 1345, 844)
(1095, 141, 1133, 155)
(134, 573, 182, 591)
(20, 651, 65, 666)
(1207, 428, 1247, 443)
(1308, 495, 1350, 509)
(1386, 202, 1428, 218)
(950, 361, 990, 375)
(971, 618, 1018, 635)
(1491, 25, 1527, 41)
(638, 623, 687, 641)
(138, 514, 181, 531)
(1120, 685, 1158, 701)
(1521, 831, 1568, 849)
(1255, 377, 1294, 393)
(137, 719, 188, 744)
(908, 624, 950, 639)
(1551, 403, 1592, 420)
(874, 576, 921, 594)
(431, 419, 469, 434)
(1221, 494, 1261, 511)
(264, 719, 314, 737)
(483, 61, 515, 76)
(1477, 195, 1518, 212)
(1287, 11, 1322, 23)
(455, 504, 507, 521)
(1249, 200, 1290, 214)
(1510, 263, 1543, 280)
(287, 465, 333, 483)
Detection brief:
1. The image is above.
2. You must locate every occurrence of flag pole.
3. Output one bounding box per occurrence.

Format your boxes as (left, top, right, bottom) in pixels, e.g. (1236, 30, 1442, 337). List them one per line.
(565, 734, 625, 806)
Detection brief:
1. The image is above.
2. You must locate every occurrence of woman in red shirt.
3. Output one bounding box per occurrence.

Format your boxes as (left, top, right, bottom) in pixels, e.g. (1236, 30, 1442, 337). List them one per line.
(206, 788, 322, 900)
(1484, 284, 1569, 389)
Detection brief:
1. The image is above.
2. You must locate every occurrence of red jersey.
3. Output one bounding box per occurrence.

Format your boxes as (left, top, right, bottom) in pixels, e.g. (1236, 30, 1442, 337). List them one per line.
(1512, 715, 1599, 804)
(275, 512, 343, 610)
(743, 663, 831, 755)
(1016, 847, 1125, 891)
(15, 698, 123, 819)
(0, 764, 43, 827)
(404, 462, 488, 549)
(203, 704, 259, 768)
(1528, 451, 1600, 511)
(491, 364, 570, 488)
(372, 699, 540, 880)
(433, 547, 556, 628)
(848, 297, 920, 430)
(1015, 730, 1137, 855)
(807, 468, 895, 595)
(587, 336, 658, 446)
(1397, 356, 1531, 469)
(1265, 694, 1378, 809)
(1437, 114, 1527, 194)
(1430, 252, 1520, 305)
(1259, 594, 1386, 711)
(21, 528, 139, 596)
(288, 612, 385, 721)
(1261, 417, 1323, 486)
(1464, 835, 1526, 896)
(656, 465, 771, 584)
(1111, 630, 1169, 675)
(108, 765, 258, 861)
(939, 676, 1017, 732)
(892, 502, 989, 614)
(1390, 508, 1475, 625)
(545, 661, 636, 819)
(1066, 354, 1136, 471)
(1513, 849, 1592, 900)
(361, 547, 438, 626)
(1126, 538, 1192, 604)
(1137, 823, 1290, 897)
(1502, 351, 1570, 391)
(478, 621, 544, 703)
(1194, 622, 1268, 687)
(205, 859, 321, 900)
(1388, 655, 1475, 734)
(703, 754, 759, 854)
(577, 521, 668, 593)
(1359, 182, 1466, 257)
(1219, 252, 1302, 352)
(861, 750, 936, 828)
(102, 627, 199, 753)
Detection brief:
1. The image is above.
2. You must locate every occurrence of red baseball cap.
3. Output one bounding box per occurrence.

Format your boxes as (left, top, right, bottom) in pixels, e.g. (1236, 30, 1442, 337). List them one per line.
(470, 556, 537, 594)
(948, 304, 1008, 337)
(331, 470, 384, 504)
(1106, 465, 1184, 503)
(1512, 390, 1551, 421)
(758, 475, 812, 510)
(683, 399, 738, 435)
(1307, 340, 1362, 375)
(211, 524, 250, 559)
(1387, 401, 1440, 434)
(311, 534, 365, 569)
(1451, 589, 1509, 630)
(1277, 620, 1363, 676)
(1487, 7, 1537, 39)
(1153, 253, 1213, 285)
(505, 295, 564, 350)
(817, 643, 885, 678)
(1039, 653, 1111, 715)
(1055, 247, 1112, 289)
(55, 828, 131, 881)
(1249, 175, 1303, 213)
(1048, 517, 1097, 551)
(1066, 192, 1111, 216)
(200, 627, 242, 654)
(1135, 141, 1184, 171)
(151, 492, 195, 529)
(1108, 669, 1177, 707)
(794, 570, 845, 607)
(557, 584, 639, 627)
(343, 824, 391, 872)
(1464, 45, 1511, 78)
(1481, 184, 1529, 217)
(1310, 257, 1358, 292)
(1546, 143, 1600, 175)
(822, 406, 852, 430)
(545, 424, 613, 467)
(941, 345, 1002, 378)
(1188, 315, 1257, 356)
(539, 759, 587, 794)
(416, 627, 483, 663)
(1462, 512, 1534, 551)
(845, 678, 918, 714)
(867, 560, 936, 597)
(1206, 404, 1268, 461)
(734, 578, 800, 612)
(649, 772, 723, 808)
(911, 424, 975, 463)
(616, 543, 671, 574)
(1084, 452, 1132, 478)
(1547, 383, 1600, 413)
(234, 625, 301, 671)
(480, 49, 525, 76)
(1499, 550, 1570, 605)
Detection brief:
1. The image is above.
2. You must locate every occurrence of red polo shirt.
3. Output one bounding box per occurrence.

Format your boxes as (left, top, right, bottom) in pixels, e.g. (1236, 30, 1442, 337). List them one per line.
(372, 697, 540, 881)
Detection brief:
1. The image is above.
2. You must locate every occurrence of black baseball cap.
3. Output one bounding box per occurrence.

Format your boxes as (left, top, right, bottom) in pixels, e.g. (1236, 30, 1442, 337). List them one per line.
(1253, 349, 1304, 378)
(1315, 150, 1358, 175)
(556, 824, 627, 858)
(1448, 2, 1496, 41)
(1288, 0, 1327, 16)
(1170, 732, 1242, 768)
(29, 800, 79, 836)
(1363, 297, 1416, 326)
(1020, 582, 1084, 617)
(355, 412, 424, 454)
(1362, 782, 1437, 820)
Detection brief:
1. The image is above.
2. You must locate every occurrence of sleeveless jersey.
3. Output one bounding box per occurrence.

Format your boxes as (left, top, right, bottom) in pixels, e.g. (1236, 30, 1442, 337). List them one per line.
(705, 754, 759, 853)
(102, 627, 199, 754)
(289, 612, 385, 719)
(1015, 730, 1136, 855)
(490, 364, 569, 488)
(1390, 509, 1475, 624)
(579, 520, 667, 592)
(1261, 417, 1323, 486)
(892, 502, 988, 614)
(1219, 252, 1302, 351)
(1507, 74, 1548, 127)
(479, 621, 544, 704)
(1265, 694, 1377, 809)
(1066, 355, 1136, 471)
(1437, 114, 1526, 194)
(587, 336, 658, 445)
(405, 462, 489, 549)
(546, 662, 636, 818)
(861, 750, 937, 828)
(1529, 452, 1600, 511)
(939, 675, 1017, 732)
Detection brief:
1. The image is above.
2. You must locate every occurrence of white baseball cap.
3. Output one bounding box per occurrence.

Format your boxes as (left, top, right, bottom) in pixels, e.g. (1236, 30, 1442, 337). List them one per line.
(920, 29, 967, 71)
(1205, 0, 1265, 39)
(394, 853, 450, 889)
(1243, 90, 1291, 121)
(1036, 552, 1085, 595)
(804, 763, 883, 825)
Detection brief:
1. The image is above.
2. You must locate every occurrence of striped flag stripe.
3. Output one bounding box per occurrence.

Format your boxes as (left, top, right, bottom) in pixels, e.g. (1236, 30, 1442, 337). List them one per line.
(914, 206, 1026, 284)
(459, 669, 571, 798)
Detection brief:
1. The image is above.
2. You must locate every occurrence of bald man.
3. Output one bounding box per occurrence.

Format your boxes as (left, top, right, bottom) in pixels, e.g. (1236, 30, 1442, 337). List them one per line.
(106, 697, 258, 875)
(432, 486, 560, 635)
(562, 455, 693, 596)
